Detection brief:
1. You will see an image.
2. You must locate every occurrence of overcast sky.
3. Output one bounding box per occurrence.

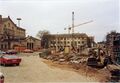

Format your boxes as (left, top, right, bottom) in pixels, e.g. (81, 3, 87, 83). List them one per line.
(0, 0, 119, 42)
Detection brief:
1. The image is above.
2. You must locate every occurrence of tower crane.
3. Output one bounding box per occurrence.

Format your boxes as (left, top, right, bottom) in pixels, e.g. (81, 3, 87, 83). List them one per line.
(64, 12, 93, 34)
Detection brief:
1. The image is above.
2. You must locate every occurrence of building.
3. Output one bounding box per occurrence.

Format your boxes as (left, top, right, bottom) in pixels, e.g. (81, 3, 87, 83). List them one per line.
(41, 33, 95, 50)
(0, 15, 41, 51)
(25, 36, 41, 50)
(0, 15, 26, 50)
(106, 31, 120, 64)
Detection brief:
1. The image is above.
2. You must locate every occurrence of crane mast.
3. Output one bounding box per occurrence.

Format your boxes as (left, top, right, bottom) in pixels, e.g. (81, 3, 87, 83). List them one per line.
(65, 12, 93, 34)
(72, 11, 74, 34)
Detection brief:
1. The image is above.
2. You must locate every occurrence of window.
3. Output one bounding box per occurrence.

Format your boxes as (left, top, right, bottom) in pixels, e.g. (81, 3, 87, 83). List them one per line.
(82, 41, 84, 44)
(67, 41, 70, 44)
(12, 27, 14, 29)
(1, 44, 3, 49)
(4, 24, 6, 28)
(8, 23, 10, 27)
(64, 41, 66, 44)
(61, 37, 63, 40)
(5, 44, 7, 49)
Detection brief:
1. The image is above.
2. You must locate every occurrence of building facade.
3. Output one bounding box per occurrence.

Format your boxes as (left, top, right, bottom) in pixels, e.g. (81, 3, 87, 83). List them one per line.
(25, 36, 41, 50)
(0, 15, 26, 50)
(0, 15, 41, 51)
(42, 33, 95, 50)
(106, 31, 120, 64)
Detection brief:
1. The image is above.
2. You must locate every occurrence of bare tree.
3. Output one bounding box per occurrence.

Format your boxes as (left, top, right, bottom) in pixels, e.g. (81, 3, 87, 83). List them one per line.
(36, 30, 50, 48)
(36, 30, 50, 40)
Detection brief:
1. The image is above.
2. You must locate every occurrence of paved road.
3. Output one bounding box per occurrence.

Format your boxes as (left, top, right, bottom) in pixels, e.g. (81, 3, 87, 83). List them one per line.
(0, 53, 97, 83)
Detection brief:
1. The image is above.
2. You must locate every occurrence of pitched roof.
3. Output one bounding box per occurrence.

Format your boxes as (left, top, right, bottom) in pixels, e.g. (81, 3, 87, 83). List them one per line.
(17, 27, 25, 31)
(2, 16, 17, 27)
(1, 16, 26, 31)
(26, 36, 40, 41)
(50, 33, 88, 38)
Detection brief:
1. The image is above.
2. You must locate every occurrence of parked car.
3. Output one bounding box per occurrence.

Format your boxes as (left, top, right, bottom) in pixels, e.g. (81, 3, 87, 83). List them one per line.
(0, 50, 6, 55)
(0, 72, 4, 83)
(23, 49, 33, 53)
(6, 50, 18, 55)
(0, 55, 21, 66)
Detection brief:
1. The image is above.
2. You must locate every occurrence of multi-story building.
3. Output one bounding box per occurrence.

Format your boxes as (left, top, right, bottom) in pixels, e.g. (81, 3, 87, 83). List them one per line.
(106, 31, 120, 64)
(113, 36, 120, 64)
(0, 15, 26, 50)
(41, 33, 95, 50)
(0, 15, 41, 51)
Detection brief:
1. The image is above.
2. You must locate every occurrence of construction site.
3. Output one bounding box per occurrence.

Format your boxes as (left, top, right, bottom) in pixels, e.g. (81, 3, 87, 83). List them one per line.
(0, 1, 120, 82)
(39, 12, 120, 82)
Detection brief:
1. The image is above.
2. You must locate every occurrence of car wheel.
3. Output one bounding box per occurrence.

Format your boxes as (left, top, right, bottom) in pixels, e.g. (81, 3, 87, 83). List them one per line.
(16, 63, 19, 66)
(3, 63, 6, 66)
(0, 63, 2, 66)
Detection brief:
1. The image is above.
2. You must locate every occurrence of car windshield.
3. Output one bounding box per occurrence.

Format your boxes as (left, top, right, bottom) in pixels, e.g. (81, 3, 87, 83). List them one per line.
(3, 55, 18, 59)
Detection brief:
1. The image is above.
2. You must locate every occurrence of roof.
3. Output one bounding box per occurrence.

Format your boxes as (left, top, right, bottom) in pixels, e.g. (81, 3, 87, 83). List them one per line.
(2, 18, 9, 22)
(47, 33, 88, 38)
(26, 36, 40, 41)
(1, 15, 25, 31)
(17, 27, 25, 31)
(2, 16, 17, 27)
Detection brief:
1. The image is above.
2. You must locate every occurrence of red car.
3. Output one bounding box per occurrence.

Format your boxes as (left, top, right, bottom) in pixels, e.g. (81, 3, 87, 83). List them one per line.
(0, 55, 21, 66)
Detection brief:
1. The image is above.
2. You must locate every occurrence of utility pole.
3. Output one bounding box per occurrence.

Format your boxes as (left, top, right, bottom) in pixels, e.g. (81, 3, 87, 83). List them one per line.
(71, 11, 75, 49)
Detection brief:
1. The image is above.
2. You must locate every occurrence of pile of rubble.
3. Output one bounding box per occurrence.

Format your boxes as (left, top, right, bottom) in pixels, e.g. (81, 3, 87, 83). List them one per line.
(39, 49, 120, 82)
(39, 49, 88, 69)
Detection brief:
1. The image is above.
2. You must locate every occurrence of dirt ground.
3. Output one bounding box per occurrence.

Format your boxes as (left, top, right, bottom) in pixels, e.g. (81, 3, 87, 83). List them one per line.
(43, 59, 110, 82)
(0, 52, 108, 83)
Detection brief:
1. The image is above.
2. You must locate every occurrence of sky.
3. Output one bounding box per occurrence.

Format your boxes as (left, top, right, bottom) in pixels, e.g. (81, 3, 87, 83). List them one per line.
(0, 0, 119, 42)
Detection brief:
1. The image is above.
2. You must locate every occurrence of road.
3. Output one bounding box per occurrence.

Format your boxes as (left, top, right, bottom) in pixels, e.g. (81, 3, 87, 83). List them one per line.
(0, 52, 98, 83)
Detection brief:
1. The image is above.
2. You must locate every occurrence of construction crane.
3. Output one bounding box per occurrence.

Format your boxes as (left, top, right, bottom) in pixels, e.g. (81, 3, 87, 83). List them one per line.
(64, 12, 93, 34)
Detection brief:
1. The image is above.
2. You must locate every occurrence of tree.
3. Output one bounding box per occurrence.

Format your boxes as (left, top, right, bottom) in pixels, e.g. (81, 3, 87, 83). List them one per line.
(36, 30, 50, 48)
(36, 30, 50, 40)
